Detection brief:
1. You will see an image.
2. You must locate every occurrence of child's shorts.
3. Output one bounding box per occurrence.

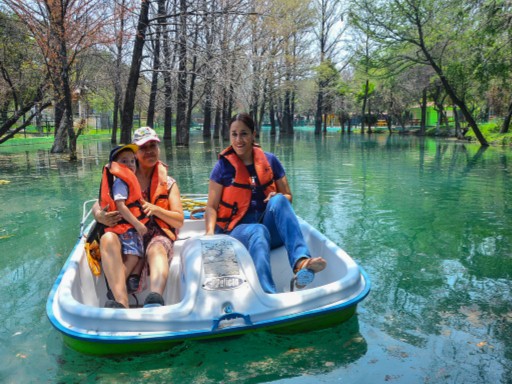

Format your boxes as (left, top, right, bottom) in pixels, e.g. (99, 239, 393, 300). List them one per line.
(119, 229, 144, 257)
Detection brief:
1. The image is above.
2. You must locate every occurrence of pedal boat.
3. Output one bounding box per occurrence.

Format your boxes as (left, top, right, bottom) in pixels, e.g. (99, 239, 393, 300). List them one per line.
(46, 198, 370, 355)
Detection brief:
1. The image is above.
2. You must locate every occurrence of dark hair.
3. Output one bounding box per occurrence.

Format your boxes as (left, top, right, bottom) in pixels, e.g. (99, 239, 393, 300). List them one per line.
(229, 113, 255, 133)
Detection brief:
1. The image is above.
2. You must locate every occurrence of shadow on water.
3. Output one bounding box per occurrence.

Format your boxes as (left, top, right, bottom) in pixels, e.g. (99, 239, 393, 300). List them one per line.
(47, 316, 367, 383)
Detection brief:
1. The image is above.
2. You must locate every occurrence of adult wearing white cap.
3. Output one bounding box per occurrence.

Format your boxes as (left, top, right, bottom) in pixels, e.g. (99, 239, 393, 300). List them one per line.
(92, 127, 184, 308)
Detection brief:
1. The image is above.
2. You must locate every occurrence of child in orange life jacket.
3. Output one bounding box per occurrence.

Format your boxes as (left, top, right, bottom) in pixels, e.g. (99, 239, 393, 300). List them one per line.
(107, 145, 148, 294)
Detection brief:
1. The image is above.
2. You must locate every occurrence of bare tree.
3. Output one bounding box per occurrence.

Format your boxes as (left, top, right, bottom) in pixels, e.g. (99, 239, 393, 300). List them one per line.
(5, 0, 114, 159)
(313, 0, 346, 135)
(121, 0, 150, 143)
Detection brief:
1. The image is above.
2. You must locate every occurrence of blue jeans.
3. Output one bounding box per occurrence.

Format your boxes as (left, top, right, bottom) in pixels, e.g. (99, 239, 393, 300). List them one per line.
(217, 194, 310, 293)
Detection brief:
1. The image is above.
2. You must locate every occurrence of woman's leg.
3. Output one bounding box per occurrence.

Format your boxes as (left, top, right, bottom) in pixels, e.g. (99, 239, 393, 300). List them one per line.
(262, 194, 310, 268)
(124, 254, 140, 275)
(100, 232, 129, 307)
(229, 224, 276, 293)
(145, 242, 169, 297)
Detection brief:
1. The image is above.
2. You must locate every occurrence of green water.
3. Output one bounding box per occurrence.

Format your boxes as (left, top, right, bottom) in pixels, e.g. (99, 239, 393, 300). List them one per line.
(0, 129, 511, 383)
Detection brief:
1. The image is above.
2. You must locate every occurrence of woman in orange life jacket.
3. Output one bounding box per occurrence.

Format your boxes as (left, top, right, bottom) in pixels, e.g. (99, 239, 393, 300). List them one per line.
(205, 113, 326, 293)
(92, 127, 184, 308)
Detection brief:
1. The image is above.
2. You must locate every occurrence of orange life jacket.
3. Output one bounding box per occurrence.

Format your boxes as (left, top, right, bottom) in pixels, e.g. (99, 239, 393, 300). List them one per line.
(216, 145, 276, 232)
(146, 161, 176, 241)
(99, 161, 147, 235)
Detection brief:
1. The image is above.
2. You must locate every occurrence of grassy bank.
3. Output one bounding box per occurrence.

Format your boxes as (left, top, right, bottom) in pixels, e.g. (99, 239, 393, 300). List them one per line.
(464, 120, 512, 145)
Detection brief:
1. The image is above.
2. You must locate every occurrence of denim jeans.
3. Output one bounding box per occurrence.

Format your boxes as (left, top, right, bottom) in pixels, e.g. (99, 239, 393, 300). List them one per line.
(217, 194, 310, 293)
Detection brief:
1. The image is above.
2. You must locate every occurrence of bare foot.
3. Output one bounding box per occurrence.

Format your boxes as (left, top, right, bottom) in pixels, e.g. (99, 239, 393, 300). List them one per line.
(295, 257, 326, 273)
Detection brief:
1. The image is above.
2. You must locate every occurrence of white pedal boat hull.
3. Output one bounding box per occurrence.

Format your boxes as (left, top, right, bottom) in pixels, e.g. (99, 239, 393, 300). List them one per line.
(47, 215, 370, 355)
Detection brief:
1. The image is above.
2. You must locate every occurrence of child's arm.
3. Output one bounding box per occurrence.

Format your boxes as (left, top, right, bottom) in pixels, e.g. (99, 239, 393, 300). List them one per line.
(116, 199, 147, 237)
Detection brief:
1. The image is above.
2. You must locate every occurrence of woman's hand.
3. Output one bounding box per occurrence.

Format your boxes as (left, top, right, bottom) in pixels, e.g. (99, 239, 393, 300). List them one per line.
(263, 191, 280, 203)
(141, 199, 159, 217)
(93, 203, 121, 227)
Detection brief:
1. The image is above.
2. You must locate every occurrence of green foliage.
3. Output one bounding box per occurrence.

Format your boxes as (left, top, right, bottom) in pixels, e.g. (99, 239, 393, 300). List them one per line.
(465, 120, 512, 145)
(356, 81, 374, 102)
(315, 59, 340, 87)
(0, 12, 45, 108)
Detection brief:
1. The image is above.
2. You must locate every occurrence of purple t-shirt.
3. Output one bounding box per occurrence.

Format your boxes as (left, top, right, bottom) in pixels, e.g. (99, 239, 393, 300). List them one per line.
(210, 152, 286, 215)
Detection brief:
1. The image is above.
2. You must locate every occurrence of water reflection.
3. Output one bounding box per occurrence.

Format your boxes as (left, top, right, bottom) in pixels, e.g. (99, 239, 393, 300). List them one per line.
(1, 130, 511, 383)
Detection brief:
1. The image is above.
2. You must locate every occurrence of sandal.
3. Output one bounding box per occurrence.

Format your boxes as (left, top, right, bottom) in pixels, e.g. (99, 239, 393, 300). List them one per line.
(290, 257, 327, 291)
(126, 274, 141, 294)
(105, 299, 126, 309)
(143, 292, 164, 308)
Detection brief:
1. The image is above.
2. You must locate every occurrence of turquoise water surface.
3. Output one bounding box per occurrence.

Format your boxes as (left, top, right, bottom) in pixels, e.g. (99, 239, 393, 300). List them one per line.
(0, 129, 510, 383)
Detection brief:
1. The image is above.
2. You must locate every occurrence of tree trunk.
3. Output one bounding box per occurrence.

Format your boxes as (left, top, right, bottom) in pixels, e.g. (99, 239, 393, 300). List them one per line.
(361, 79, 369, 134)
(224, 82, 234, 139)
(51, 114, 69, 153)
(186, 30, 199, 130)
(175, 0, 188, 146)
(185, 55, 197, 130)
(146, 25, 161, 129)
(51, 24, 76, 160)
(111, 0, 126, 145)
(214, 106, 221, 139)
(420, 88, 427, 135)
(453, 105, 462, 138)
(159, 0, 173, 142)
(500, 99, 512, 134)
(282, 89, 293, 134)
(314, 89, 323, 135)
(221, 92, 229, 140)
(120, 0, 150, 143)
(112, 96, 119, 144)
(202, 88, 212, 138)
(269, 93, 276, 136)
(258, 91, 266, 136)
(423, 49, 488, 146)
(251, 82, 259, 136)
(435, 104, 443, 134)
(54, 99, 64, 138)
(367, 99, 373, 134)
(202, 0, 214, 139)
(0, 98, 50, 143)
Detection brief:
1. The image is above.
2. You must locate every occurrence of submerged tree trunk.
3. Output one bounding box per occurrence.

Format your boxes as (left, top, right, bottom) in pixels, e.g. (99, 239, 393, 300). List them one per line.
(269, 100, 276, 136)
(420, 88, 427, 135)
(213, 107, 221, 139)
(314, 89, 323, 135)
(361, 79, 369, 134)
(281, 89, 293, 134)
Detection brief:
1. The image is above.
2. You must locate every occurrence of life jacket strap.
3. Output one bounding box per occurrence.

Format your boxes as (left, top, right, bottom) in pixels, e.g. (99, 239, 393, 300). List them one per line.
(217, 201, 238, 230)
(231, 182, 252, 190)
